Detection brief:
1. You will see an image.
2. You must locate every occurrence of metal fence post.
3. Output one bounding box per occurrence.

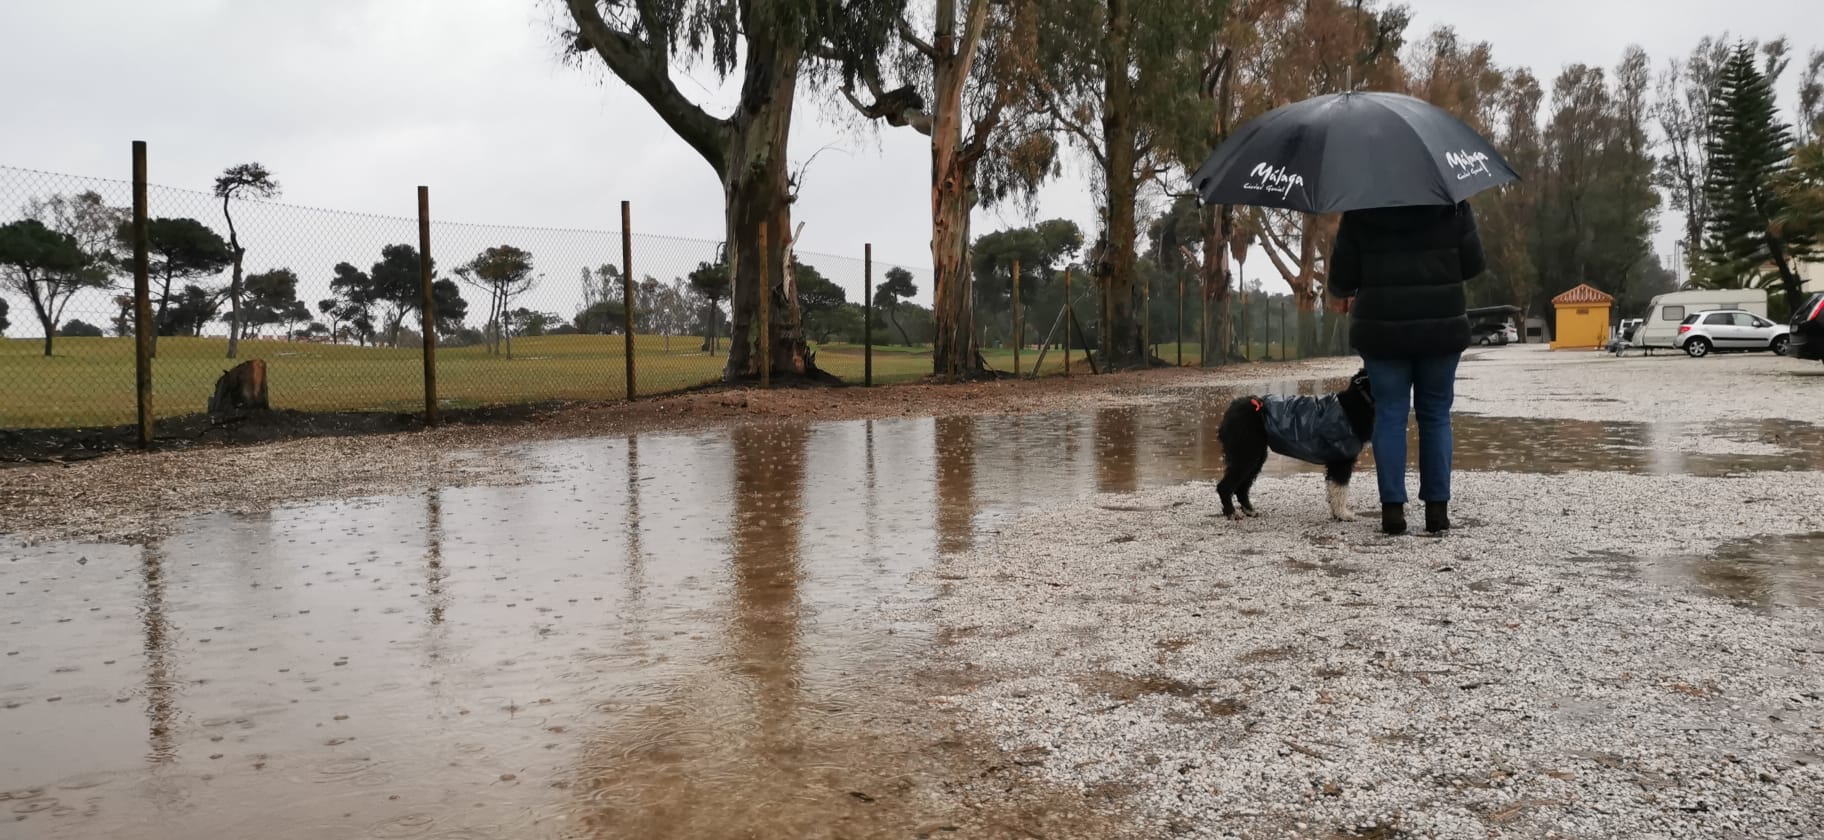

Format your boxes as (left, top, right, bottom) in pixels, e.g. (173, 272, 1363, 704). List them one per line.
(1012, 259, 1021, 376)
(864, 243, 873, 387)
(131, 142, 153, 447)
(622, 201, 636, 400)
(758, 223, 771, 388)
(1177, 270, 1184, 367)
(417, 186, 438, 426)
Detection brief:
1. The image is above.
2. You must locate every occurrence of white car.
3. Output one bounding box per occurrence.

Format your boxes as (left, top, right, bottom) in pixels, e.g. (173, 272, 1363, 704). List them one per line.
(1471, 321, 1520, 345)
(1674, 309, 1791, 358)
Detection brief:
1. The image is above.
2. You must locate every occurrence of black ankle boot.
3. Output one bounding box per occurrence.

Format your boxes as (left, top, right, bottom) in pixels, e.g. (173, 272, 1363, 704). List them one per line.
(1381, 504, 1407, 535)
(1425, 501, 1450, 534)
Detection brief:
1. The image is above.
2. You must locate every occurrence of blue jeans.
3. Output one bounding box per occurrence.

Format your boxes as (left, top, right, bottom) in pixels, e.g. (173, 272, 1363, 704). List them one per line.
(1363, 354, 1460, 505)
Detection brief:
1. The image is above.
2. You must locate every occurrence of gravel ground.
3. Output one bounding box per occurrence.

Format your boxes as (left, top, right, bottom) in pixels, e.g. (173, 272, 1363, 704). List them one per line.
(920, 472, 1824, 839)
(916, 346, 1824, 839)
(1454, 344, 1824, 424)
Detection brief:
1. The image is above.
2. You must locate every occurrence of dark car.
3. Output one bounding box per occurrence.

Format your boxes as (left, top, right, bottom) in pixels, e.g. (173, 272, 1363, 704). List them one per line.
(1791, 293, 1824, 362)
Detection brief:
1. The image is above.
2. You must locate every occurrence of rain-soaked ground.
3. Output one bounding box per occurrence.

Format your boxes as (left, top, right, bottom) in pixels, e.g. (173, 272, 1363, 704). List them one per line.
(5, 378, 1822, 838)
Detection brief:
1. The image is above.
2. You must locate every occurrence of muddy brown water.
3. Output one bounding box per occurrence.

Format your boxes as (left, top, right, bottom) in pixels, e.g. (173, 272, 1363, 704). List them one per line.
(4, 381, 1821, 838)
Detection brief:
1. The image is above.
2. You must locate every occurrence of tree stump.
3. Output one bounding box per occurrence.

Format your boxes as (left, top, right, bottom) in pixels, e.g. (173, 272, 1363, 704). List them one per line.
(208, 359, 270, 415)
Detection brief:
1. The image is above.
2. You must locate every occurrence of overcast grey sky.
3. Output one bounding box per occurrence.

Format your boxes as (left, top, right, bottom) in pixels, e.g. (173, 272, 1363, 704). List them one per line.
(0, 0, 1816, 324)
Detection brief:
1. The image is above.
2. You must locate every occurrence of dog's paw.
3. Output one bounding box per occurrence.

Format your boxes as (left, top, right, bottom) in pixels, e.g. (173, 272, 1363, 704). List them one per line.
(1332, 510, 1358, 522)
(1224, 511, 1247, 522)
(1241, 508, 1262, 518)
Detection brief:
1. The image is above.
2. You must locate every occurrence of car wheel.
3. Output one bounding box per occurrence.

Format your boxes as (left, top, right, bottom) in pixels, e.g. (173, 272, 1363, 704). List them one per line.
(1771, 335, 1790, 355)
(1478, 336, 1492, 346)
(1685, 337, 1712, 358)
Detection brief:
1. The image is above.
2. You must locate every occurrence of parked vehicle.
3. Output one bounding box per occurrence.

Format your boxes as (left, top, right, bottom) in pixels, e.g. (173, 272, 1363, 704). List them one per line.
(1617, 317, 1644, 342)
(1632, 289, 1769, 351)
(1790, 293, 1824, 362)
(1673, 309, 1790, 357)
(1467, 305, 1524, 345)
(1471, 320, 1514, 345)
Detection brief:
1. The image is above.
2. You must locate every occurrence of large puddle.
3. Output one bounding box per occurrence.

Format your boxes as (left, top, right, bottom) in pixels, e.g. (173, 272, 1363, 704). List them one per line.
(4, 382, 1821, 838)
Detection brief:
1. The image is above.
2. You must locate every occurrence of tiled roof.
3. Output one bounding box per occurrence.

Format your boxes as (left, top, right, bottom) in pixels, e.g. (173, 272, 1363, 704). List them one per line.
(1551, 283, 1614, 305)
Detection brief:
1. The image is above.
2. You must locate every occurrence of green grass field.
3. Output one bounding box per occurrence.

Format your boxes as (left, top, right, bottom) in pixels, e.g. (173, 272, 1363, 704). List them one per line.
(1, 334, 1186, 429)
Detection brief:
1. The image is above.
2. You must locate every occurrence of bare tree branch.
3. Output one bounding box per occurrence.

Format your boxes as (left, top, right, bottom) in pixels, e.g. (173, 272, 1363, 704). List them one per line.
(841, 70, 936, 135)
(563, 0, 729, 173)
(1035, 86, 1107, 167)
(1252, 209, 1302, 283)
(898, 17, 938, 58)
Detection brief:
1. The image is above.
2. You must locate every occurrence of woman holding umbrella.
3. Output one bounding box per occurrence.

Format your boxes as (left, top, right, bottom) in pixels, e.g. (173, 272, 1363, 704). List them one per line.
(1192, 91, 1516, 536)
(1325, 201, 1484, 535)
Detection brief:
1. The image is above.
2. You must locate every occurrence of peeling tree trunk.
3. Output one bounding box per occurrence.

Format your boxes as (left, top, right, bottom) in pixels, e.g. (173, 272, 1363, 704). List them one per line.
(927, 0, 989, 380)
(1200, 206, 1236, 365)
(1256, 211, 1330, 359)
(931, 128, 978, 379)
(1102, 150, 1143, 368)
(722, 49, 812, 382)
(1195, 50, 1237, 368)
(835, 0, 1003, 378)
(562, 0, 821, 386)
(1294, 288, 1318, 357)
(1096, 0, 1144, 369)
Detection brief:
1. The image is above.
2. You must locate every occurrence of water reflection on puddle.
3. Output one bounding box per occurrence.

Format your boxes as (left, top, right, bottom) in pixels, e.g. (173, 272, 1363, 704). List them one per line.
(1659, 534, 1824, 611)
(3, 382, 1821, 838)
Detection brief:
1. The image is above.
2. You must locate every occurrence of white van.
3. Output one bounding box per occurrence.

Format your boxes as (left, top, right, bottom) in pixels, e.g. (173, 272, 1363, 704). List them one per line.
(1631, 289, 1769, 350)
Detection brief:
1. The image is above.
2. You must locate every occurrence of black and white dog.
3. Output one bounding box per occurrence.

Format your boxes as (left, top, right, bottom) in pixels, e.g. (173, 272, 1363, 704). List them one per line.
(1216, 370, 1374, 521)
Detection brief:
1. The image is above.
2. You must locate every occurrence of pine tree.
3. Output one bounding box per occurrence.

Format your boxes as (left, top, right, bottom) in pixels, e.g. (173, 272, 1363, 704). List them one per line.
(1699, 42, 1815, 311)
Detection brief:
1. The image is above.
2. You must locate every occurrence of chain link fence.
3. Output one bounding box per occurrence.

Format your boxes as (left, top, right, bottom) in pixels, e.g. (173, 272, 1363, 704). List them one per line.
(2, 158, 1350, 434)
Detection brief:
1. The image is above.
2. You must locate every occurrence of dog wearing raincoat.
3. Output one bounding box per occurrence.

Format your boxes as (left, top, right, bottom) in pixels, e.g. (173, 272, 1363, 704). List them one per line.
(1216, 370, 1374, 521)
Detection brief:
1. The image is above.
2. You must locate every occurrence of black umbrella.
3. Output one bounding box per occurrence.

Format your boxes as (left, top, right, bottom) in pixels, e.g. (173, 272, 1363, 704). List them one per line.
(1191, 91, 1519, 214)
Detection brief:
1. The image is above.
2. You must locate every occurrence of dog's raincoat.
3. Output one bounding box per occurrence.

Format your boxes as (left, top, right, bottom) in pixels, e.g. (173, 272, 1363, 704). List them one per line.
(1258, 394, 1365, 465)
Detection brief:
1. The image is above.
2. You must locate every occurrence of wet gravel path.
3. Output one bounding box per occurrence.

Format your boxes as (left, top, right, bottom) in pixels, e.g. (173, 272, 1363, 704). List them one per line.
(918, 471, 1824, 838)
(917, 347, 1824, 839)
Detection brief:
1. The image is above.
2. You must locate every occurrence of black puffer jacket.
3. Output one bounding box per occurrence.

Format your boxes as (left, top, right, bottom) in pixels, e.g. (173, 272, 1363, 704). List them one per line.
(1327, 201, 1485, 360)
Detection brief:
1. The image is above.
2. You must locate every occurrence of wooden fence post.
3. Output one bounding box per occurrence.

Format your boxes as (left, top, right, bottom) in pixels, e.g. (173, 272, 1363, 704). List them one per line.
(131, 141, 153, 447)
(1265, 295, 1274, 360)
(417, 186, 438, 426)
(1142, 272, 1151, 361)
(622, 201, 636, 400)
(1063, 267, 1072, 376)
(1012, 259, 1021, 376)
(864, 243, 873, 387)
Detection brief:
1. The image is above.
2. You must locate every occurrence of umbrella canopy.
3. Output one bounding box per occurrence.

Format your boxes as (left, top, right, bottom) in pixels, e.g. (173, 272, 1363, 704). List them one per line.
(1191, 91, 1519, 214)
